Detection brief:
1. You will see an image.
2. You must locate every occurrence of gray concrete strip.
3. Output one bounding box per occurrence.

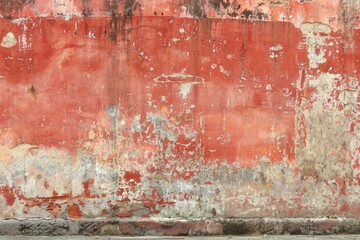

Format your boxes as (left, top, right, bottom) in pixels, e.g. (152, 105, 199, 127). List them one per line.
(1, 235, 360, 240)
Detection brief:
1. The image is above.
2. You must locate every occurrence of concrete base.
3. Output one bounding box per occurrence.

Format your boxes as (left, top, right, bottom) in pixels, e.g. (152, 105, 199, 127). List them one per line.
(0, 218, 359, 236)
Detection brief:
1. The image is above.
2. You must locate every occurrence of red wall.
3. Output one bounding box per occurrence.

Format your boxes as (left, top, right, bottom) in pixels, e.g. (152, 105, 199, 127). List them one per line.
(0, 0, 359, 219)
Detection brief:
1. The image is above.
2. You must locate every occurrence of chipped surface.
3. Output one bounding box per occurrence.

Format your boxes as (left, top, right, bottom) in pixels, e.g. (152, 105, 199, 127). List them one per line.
(0, 0, 359, 224)
(0, 32, 17, 48)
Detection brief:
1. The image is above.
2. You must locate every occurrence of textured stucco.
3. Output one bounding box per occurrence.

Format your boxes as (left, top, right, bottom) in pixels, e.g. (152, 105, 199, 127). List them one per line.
(0, 0, 359, 228)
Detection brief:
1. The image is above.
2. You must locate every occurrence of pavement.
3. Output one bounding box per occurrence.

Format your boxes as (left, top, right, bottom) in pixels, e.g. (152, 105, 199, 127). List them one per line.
(1, 236, 360, 240)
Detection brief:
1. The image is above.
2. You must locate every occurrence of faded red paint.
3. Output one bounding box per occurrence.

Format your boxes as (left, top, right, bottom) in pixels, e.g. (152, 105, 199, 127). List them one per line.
(47, 202, 62, 217)
(0, 186, 16, 206)
(67, 204, 83, 219)
(0, 0, 359, 222)
(123, 171, 142, 186)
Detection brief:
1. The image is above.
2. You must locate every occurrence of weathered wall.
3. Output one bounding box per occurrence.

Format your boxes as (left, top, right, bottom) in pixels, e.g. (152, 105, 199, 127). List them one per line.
(0, 0, 359, 224)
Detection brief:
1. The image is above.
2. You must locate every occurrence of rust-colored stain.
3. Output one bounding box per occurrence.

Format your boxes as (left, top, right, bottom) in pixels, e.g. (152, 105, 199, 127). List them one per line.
(0, 0, 359, 220)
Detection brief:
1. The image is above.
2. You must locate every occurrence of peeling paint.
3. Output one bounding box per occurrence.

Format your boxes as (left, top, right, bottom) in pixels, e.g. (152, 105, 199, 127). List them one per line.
(0, 0, 359, 224)
(0, 32, 17, 48)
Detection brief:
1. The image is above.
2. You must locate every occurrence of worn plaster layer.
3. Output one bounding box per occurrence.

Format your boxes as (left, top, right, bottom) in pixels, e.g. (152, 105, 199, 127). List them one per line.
(0, 0, 360, 231)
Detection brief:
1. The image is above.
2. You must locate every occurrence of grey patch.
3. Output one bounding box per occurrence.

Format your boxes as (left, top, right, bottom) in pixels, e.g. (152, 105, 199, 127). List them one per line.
(107, 104, 119, 144)
(107, 104, 119, 118)
(240, 9, 267, 20)
(19, 219, 69, 235)
(208, 0, 241, 17)
(2, 218, 360, 235)
(340, 0, 360, 31)
(295, 73, 357, 180)
(181, 0, 207, 18)
(132, 207, 151, 216)
(146, 113, 179, 142)
(0, 219, 21, 235)
(68, 221, 80, 235)
(100, 224, 121, 235)
(123, 0, 138, 18)
(131, 114, 142, 133)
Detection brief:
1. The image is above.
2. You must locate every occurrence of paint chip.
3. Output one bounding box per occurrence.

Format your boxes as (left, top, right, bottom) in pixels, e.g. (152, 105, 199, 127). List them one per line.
(1, 32, 17, 48)
(270, 44, 283, 51)
(180, 83, 193, 99)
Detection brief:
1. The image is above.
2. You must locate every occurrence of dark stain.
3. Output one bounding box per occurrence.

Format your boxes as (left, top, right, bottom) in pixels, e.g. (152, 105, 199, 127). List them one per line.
(211, 208, 216, 216)
(104, 0, 119, 41)
(109, 16, 119, 42)
(29, 85, 36, 97)
(104, 0, 118, 16)
(259, 171, 267, 184)
(208, 0, 240, 17)
(123, 0, 137, 18)
(340, 0, 360, 32)
(180, 0, 206, 18)
(82, 0, 92, 16)
(240, 9, 267, 20)
(0, 0, 34, 19)
(222, 221, 254, 235)
(104, 0, 139, 18)
(104, 0, 141, 41)
(208, 0, 230, 10)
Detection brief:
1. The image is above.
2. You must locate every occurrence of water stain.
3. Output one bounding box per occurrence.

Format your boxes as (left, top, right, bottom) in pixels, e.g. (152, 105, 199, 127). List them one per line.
(82, 0, 92, 16)
(0, 0, 34, 19)
(180, 0, 207, 18)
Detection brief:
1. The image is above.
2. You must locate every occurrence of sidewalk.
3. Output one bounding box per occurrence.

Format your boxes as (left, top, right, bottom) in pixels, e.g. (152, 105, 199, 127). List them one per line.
(1, 236, 360, 240)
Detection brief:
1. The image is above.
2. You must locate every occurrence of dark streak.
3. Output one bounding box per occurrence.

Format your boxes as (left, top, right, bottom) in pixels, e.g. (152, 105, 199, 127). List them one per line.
(29, 85, 36, 97)
(104, 0, 119, 41)
(82, 0, 92, 16)
(0, 0, 34, 19)
(123, 0, 137, 18)
(208, 0, 230, 11)
(208, 0, 240, 17)
(103, 0, 141, 41)
(180, 0, 207, 18)
(240, 9, 267, 20)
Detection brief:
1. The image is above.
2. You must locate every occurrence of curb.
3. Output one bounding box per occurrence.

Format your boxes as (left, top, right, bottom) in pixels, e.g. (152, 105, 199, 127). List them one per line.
(0, 218, 359, 236)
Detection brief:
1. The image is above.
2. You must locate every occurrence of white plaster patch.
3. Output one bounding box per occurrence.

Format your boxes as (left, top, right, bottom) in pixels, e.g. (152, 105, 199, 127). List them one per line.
(300, 22, 332, 68)
(270, 44, 283, 51)
(295, 73, 358, 180)
(1, 32, 17, 48)
(219, 65, 230, 76)
(179, 28, 186, 34)
(88, 31, 96, 39)
(180, 82, 193, 99)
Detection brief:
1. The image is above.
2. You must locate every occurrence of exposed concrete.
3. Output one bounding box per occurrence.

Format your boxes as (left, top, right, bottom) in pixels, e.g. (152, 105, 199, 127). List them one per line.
(1, 218, 360, 236)
(3, 236, 360, 240)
